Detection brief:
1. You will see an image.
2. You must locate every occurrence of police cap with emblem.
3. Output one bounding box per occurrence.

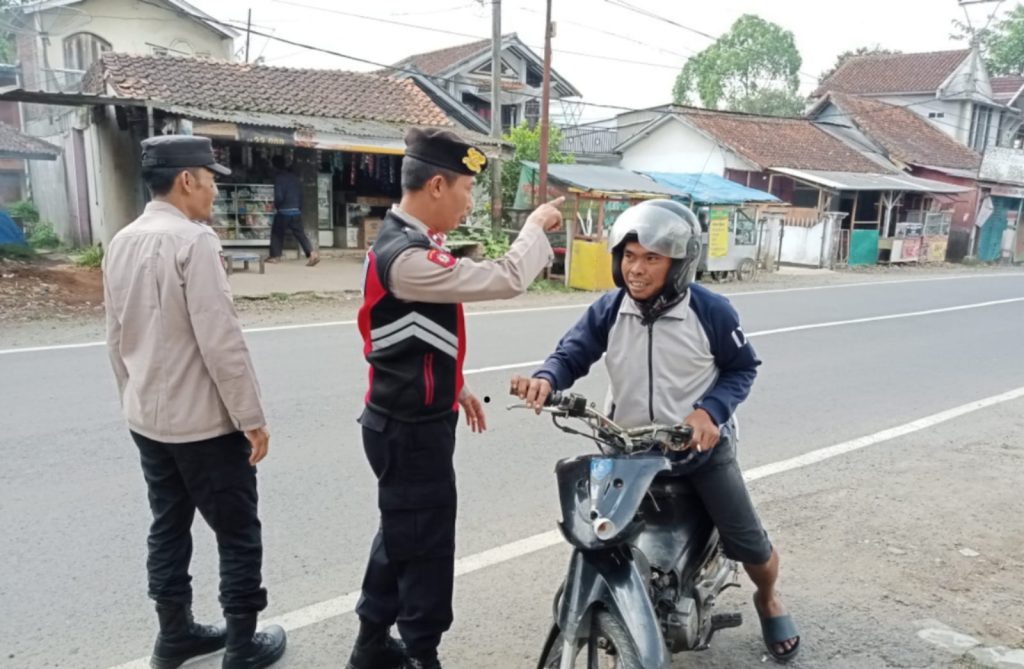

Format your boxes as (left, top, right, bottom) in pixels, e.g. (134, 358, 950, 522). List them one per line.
(404, 127, 487, 176)
(141, 135, 231, 176)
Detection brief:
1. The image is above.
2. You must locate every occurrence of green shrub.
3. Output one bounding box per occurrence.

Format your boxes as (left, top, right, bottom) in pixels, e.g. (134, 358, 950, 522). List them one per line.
(7, 200, 40, 225)
(75, 245, 104, 268)
(0, 243, 36, 260)
(27, 222, 60, 249)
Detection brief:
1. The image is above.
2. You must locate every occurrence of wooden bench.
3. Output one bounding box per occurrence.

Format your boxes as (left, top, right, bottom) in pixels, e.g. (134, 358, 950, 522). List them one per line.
(224, 253, 265, 275)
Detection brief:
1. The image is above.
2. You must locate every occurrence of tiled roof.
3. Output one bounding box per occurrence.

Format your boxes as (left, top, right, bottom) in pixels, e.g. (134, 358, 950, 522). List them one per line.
(90, 53, 452, 126)
(991, 75, 1024, 104)
(391, 36, 508, 77)
(827, 93, 981, 170)
(0, 122, 60, 159)
(813, 49, 970, 97)
(680, 110, 886, 172)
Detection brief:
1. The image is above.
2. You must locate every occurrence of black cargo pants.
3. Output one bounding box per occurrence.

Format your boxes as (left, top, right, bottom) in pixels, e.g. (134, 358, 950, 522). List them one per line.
(354, 408, 459, 655)
(132, 430, 268, 614)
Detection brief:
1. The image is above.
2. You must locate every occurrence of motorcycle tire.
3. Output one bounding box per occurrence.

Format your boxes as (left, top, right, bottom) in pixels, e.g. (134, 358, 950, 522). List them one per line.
(538, 610, 643, 669)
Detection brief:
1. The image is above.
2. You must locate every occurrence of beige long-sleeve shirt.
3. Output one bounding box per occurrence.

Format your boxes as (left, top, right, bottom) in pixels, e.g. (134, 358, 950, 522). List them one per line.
(103, 200, 266, 443)
(388, 207, 554, 303)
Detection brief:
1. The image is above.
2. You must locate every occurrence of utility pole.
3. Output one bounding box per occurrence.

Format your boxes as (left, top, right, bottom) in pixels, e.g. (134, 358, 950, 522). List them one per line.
(244, 9, 253, 63)
(489, 0, 503, 233)
(538, 0, 553, 202)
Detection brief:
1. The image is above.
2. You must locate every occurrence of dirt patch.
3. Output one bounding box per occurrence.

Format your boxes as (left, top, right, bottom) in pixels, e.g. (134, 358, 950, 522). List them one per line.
(0, 258, 104, 322)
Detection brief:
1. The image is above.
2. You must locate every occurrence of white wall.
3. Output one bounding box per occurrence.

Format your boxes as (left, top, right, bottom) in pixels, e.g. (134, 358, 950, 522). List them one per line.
(32, 0, 232, 78)
(27, 141, 73, 241)
(779, 218, 833, 267)
(86, 108, 145, 246)
(618, 118, 753, 174)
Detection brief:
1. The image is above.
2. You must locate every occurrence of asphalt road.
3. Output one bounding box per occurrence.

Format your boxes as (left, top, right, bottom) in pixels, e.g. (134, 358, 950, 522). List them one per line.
(2, 272, 1023, 669)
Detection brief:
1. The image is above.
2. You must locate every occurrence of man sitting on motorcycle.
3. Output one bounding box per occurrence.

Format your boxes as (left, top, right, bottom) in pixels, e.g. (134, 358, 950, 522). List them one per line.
(511, 199, 800, 663)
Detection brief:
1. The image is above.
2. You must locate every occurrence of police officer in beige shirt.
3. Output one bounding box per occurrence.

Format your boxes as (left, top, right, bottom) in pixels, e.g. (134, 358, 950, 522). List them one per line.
(103, 135, 285, 669)
(347, 128, 563, 669)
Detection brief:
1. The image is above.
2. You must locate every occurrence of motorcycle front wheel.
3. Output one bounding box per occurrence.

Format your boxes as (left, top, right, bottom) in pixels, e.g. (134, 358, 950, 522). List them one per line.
(539, 610, 643, 669)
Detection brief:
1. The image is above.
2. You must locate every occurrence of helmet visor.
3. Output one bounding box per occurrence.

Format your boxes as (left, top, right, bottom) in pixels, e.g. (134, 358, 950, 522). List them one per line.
(608, 204, 696, 259)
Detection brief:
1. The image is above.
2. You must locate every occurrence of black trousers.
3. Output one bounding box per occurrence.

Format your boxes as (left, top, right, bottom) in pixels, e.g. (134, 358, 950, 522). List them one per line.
(354, 409, 459, 655)
(668, 425, 773, 566)
(132, 430, 268, 614)
(269, 212, 313, 258)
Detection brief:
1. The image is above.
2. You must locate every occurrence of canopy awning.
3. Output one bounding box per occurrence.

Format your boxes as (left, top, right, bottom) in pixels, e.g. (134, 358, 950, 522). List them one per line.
(643, 171, 781, 205)
(770, 167, 969, 194)
(521, 161, 686, 198)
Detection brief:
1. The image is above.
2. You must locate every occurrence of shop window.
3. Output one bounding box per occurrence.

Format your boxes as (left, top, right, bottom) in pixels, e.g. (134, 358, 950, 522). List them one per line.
(733, 208, 757, 246)
(63, 32, 111, 71)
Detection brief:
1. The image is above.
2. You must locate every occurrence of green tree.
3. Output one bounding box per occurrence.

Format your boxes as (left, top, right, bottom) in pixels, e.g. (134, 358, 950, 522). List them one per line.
(983, 5, 1024, 75)
(501, 120, 573, 208)
(818, 46, 902, 85)
(671, 14, 803, 117)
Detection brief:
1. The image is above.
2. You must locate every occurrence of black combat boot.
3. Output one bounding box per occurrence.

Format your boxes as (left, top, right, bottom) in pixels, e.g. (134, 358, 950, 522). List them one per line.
(221, 613, 286, 669)
(402, 649, 441, 669)
(150, 603, 226, 669)
(345, 619, 406, 669)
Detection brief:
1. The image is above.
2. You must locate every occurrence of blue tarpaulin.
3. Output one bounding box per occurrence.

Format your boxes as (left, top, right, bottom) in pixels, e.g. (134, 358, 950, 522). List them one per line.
(0, 211, 27, 246)
(643, 172, 780, 206)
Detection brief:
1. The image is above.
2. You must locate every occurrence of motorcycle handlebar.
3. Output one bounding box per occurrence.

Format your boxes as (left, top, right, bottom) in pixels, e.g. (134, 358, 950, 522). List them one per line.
(513, 387, 695, 447)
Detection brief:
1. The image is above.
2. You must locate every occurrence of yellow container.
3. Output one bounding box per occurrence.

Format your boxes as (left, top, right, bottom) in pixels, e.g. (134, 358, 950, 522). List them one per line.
(569, 239, 617, 291)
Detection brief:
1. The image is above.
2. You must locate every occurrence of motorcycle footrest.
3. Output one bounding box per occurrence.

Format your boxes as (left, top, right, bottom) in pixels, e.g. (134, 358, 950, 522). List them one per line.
(711, 613, 743, 630)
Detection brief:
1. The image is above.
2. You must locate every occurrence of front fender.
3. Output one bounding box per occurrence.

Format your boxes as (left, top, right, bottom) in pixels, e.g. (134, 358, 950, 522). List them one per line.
(557, 549, 670, 669)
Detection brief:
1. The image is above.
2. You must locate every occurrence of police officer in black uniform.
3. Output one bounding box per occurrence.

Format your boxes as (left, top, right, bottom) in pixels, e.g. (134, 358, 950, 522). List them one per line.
(345, 128, 564, 669)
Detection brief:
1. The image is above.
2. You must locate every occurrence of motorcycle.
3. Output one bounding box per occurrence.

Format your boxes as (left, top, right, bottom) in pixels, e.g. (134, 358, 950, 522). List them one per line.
(510, 391, 744, 669)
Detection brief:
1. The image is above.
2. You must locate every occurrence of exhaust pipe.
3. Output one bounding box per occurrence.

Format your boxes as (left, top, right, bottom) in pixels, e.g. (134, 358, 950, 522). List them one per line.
(592, 517, 616, 541)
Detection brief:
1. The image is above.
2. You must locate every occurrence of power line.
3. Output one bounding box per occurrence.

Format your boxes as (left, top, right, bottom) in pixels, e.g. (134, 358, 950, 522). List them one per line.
(265, 0, 683, 70)
(603, 0, 825, 84)
(132, 0, 993, 135)
(513, 5, 696, 61)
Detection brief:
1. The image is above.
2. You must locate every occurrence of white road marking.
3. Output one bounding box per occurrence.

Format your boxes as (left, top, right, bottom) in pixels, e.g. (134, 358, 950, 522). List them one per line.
(747, 296, 1024, 337)
(720, 271, 1022, 297)
(105, 384, 1024, 669)
(461, 296, 1024, 375)
(16, 295, 1022, 362)
(4, 272, 1021, 356)
(742, 386, 1024, 481)
(466, 361, 545, 375)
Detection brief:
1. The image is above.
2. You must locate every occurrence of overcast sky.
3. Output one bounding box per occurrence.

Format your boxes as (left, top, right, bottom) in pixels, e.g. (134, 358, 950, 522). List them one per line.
(189, 0, 1010, 123)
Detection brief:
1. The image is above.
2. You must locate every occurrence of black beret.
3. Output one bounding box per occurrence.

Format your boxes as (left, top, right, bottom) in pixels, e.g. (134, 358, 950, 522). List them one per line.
(404, 127, 488, 176)
(141, 135, 231, 176)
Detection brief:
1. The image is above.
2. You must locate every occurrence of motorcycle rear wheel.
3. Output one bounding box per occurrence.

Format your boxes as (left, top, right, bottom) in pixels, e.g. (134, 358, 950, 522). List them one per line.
(539, 610, 643, 669)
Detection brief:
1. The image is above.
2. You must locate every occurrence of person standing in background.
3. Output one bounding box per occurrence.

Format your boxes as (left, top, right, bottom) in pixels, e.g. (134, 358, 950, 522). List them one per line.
(267, 154, 319, 266)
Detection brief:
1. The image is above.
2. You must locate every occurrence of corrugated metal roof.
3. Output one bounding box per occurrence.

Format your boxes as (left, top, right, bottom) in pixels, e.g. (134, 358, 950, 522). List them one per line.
(772, 168, 970, 193)
(521, 161, 685, 197)
(170, 106, 506, 151)
(643, 172, 780, 205)
(978, 147, 1024, 187)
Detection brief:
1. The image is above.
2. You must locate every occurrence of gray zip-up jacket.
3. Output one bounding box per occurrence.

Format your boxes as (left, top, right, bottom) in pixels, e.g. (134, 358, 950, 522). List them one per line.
(534, 283, 760, 431)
